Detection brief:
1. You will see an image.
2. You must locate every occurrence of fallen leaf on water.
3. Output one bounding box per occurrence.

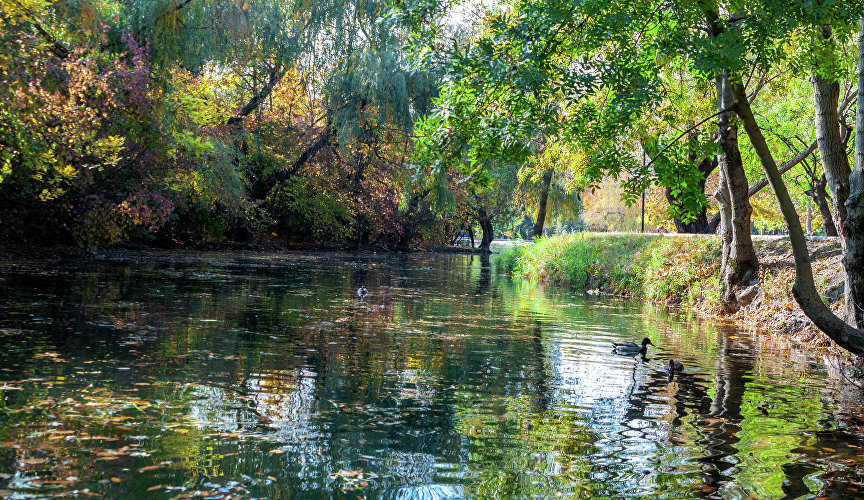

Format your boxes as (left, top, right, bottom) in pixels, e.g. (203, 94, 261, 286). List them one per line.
(137, 465, 161, 472)
(269, 449, 284, 454)
(19, 458, 49, 466)
(334, 469, 364, 478)
(147, 485, 165, 491)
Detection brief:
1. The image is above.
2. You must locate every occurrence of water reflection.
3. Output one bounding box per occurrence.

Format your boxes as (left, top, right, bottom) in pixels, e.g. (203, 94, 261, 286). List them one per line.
(0, 251, 862, 498)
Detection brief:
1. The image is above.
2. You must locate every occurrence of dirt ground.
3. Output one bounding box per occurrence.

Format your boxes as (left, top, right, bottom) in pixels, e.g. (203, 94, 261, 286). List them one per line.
(730, 238, 848, 351)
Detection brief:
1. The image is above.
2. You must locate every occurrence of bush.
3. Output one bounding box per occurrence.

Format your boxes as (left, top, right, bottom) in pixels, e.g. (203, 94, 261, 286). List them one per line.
(265, 177, 353, 241)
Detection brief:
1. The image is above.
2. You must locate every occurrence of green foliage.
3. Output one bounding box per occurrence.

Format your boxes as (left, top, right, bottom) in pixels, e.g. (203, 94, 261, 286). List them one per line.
(3, 0, 862, 250)
(506, 234, 722, 307)
(402, 0, 863, 232)
(265, 177, 353, 242)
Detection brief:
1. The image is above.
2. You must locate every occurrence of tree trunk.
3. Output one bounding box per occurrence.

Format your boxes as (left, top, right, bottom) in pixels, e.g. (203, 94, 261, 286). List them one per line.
(813, 174, 839, 237)
(533, 169, 553, 238)
(728, 63, 864, 353)
(226, 64, 286, 128)
(843, 17, 864, 330)
(355, 214, 370, 250)
(667, 156, 715, 233)
(478, 208, 494, 253)
(716, 70, 759, 312)
(252, 127, 333, 199)
(715, 169, 733, 289)
(396, 187, 433, 251)
(812, 33, 851, 242)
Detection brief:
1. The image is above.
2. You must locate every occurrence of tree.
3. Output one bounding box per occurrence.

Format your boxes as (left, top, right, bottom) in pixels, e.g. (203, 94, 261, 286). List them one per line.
(844, 18, 864, 331)
(0, 0, 447, 249)
(712, 3, 864, 350)
(403, 0, 760, 310)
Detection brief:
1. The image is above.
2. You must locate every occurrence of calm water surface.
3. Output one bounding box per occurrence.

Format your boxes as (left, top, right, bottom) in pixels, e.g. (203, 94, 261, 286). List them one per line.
(1, 251, 863, 499)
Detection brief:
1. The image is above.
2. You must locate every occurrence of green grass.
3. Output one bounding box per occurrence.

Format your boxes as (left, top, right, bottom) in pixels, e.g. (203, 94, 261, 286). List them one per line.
(501, 234, 723, 307)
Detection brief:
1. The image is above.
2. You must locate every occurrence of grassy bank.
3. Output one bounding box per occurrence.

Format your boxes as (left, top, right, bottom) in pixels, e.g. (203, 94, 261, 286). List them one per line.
(501, 234, 846, 347)
(501, 234, 723, 307)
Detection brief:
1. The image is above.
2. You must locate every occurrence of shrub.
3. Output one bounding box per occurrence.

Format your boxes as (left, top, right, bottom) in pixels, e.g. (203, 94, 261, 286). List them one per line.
(265, 177, 353, 241)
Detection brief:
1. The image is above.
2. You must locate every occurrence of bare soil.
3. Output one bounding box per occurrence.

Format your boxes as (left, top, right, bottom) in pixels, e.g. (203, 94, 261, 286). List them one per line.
(730, 238, 847, 351)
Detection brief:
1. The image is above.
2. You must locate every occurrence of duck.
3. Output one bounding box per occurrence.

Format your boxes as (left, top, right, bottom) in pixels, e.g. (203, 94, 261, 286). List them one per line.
(667, 359, 684, 372)
(357, 285, 368, 299)
(612, 337, 654, 354)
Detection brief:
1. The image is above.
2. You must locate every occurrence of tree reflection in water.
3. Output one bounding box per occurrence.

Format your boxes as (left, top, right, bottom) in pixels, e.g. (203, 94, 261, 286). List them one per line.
(0, 252, 861, 498)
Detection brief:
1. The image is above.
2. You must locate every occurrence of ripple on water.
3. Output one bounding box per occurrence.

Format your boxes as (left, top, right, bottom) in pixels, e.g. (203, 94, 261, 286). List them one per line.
(0, 252, 861, 498)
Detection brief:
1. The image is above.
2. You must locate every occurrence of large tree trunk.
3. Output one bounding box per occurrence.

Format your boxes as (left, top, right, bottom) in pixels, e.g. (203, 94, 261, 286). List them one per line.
(728, 63, 864, 353)
(533, 169, 553, 238)
(705, 87, 856, 233)
(812, 30, 851, 242)
(705, 139, 819, 232)
(715, 70, 759, 312)
(478, 208, 494, 253)
(843, 18, 864, 331)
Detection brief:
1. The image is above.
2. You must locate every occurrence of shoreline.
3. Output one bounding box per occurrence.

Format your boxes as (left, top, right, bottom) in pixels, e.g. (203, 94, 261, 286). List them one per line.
(499, 233, 851, 359)
(0, 235, 848, 356)
(0, 241, 493, 268)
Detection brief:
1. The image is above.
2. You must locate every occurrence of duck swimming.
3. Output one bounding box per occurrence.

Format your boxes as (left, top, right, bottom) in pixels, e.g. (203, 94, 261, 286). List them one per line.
(612, 337, 654, 354)
(667, 359, 684, 372)
(357, 286, 368, 299)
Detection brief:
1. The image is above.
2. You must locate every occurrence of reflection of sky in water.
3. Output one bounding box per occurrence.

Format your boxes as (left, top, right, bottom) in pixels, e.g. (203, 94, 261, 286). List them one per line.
(247, 368, 318, 434)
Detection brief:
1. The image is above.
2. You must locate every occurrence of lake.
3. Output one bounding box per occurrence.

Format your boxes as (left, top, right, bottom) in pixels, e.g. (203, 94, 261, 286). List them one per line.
(0, 251, 862, 499)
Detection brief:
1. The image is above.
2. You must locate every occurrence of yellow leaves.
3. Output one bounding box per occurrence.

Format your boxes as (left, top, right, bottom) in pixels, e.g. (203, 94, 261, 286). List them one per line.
(0, 0, 53, 23)
(88, 136, 126, 167)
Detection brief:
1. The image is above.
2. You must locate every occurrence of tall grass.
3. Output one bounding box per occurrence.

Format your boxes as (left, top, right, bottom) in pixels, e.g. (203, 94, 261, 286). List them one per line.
(501, 234, 722, 307)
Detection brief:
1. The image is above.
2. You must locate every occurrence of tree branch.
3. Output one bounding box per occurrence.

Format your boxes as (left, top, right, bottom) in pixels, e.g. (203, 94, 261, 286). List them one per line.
(644, 107, 732, 170)
(705, 90, 856, 231)
(154, 0, 196, 25)
(276, 127, 333, 182)
(226, 64, 286, 127)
